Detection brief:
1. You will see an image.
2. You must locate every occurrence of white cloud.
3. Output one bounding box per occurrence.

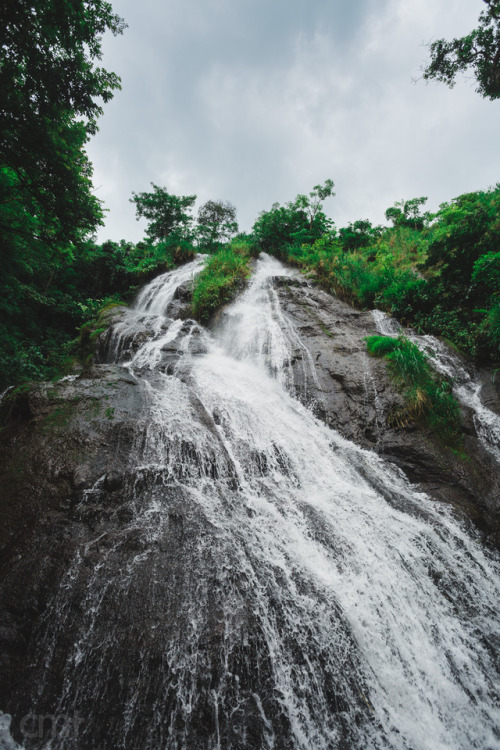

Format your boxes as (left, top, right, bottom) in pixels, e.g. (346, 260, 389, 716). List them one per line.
(87, 0, 499, 241)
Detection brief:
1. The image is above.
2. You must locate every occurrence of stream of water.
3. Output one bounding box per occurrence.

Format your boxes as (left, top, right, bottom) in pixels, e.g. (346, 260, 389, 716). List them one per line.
(5, 256, 500, 749)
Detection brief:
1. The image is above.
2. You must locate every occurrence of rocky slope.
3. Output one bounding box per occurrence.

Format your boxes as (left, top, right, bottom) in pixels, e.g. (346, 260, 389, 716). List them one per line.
(0, 263, 499, 748)
(263, 277, 500, 547)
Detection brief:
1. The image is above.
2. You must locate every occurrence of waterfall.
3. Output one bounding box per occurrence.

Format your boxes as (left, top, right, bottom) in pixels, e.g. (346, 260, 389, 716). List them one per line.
(0, 386, 14, 405)
(12, 257, 500, 749)
(372, 309, 500, 464)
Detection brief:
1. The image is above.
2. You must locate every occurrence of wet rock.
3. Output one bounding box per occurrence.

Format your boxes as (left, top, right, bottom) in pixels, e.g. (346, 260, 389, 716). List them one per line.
(269, 276, 308, 288)
(164, 280, 194, 320)
(271, 275, 500, 549)
(0, 267, 499, 750)
(479, 371, 500, 415)
(104, 471, 124, 492)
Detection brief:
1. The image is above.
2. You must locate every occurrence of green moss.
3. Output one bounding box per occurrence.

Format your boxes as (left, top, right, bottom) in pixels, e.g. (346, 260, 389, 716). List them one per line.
(319, 322, 335, 338)
(86, 398, 102, 419)
(42, 401, 79, 431)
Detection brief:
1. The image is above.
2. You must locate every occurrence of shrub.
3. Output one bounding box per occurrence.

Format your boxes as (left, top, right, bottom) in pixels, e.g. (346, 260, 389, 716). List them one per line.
(365, 335, 461, 446)
(364, 336, 400, 357)
(191, 247, 251, 323)
(252, 184, 500, 366)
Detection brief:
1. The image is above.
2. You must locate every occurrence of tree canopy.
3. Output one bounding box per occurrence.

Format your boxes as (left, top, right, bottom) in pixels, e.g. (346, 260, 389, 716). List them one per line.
(0, 0, 126, 245)
(338, 220, 383, 251)
(384, 197, 431, 231)
(252, 180, 335, 256)
(197, 200, 238, 250)
(130, 184, 197, 243)
(422, 0, 500, 99)
(0, 0, 126, 134)
(0, 0, 127, 388)
(294, 179, 335, 229)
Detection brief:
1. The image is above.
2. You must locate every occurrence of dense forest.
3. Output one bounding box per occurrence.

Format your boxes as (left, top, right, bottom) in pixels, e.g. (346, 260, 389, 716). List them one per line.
(1, 1, 499, 392)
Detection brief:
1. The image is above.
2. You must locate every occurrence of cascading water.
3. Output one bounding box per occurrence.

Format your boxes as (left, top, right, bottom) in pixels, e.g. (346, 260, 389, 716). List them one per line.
(106, 254, 207, 367)
(9, 256, 500, 749)
(372, 309, 500, 463)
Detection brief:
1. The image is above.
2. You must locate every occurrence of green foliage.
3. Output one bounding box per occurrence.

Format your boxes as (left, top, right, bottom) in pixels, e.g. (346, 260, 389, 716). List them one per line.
(281, 231, 423, 310)
(364, 336, 400, 357)
(0, 0, 126, 134)
(0, 236, 197, 390)
(130, 184, 197, 243)
(365, 335, 461, 446)
(471, 251, 500, 301)
(338, 220, 383, 251)
(0, 0, 125, 248)
(262, 184, 500, 365)
(0, 0, 128, 389)
(77, 298, 125, 366)
(293, 179, 335, 228)
(191, 246, 252, 323)
(384, 197, 431, 231)
(252, 180, 334, 256)
(422, 0, 500, 99)
(230, 234, 260, 259)
(197, 200, 238, 251)
(424, 189, 500, 288)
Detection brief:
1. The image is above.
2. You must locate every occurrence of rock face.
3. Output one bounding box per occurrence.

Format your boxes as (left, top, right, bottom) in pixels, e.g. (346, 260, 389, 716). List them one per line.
(265, 277, 500, 546)
(0, 263, 499, 749)
(0, 366, 143, 716)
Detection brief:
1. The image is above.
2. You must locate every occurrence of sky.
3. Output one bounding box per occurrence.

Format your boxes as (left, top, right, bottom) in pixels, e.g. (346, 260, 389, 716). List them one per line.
(87, 0, 500, 242)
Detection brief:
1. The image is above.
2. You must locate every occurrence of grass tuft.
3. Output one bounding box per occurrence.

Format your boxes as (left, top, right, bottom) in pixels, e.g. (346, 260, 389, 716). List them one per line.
(191, 246, 252, 323)
(365, 334, 462, 447)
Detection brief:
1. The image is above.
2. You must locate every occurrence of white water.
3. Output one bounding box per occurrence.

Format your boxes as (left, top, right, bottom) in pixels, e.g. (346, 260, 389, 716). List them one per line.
(108, 254, 206, 366)
(122, 257, 500, 747)
(372, 309, 500, 463)
(135, 257, 207, 316)
(23, 257, 500, 749)
(0, 714, 20, 750)
(0, 386, 14, 405)
(217, 255, 320, 397)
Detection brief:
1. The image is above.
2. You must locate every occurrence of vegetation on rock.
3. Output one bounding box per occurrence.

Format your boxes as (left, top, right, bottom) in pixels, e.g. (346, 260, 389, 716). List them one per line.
(365, 335, 462, 446)
(191, 239, 256, 323)
(256, 186, 500, 366)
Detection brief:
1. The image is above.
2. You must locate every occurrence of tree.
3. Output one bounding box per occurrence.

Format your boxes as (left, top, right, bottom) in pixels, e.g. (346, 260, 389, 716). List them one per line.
(0, 1, 126, 243)
(0, 0, 126, 135)
(252, 181, 335, 256)
(197, 200, 238, 250)
(130, 184, 197, 242)
(424, 188, 500, 290)
(0, 1, 126, 386)
(338, 220, 382, 251)
(294, 179, 335, 229)
(385, 197, 430, 231)
(422, 0, 500, 99)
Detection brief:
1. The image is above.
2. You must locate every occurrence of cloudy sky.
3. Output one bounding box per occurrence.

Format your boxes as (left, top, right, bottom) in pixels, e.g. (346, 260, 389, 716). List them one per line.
(87, 0, 499, 242)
